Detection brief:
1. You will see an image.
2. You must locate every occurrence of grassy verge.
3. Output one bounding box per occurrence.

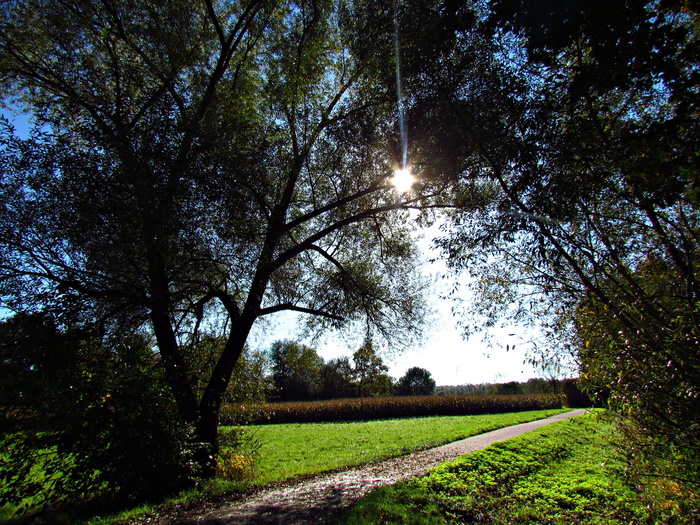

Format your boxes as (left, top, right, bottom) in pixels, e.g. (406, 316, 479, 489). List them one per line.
(223, 408, 566, 486)
(330, 412, 692, 524)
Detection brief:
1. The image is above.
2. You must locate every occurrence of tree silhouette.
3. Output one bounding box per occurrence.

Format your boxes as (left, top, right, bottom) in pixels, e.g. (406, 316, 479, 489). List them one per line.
(394, 366, 436, 396)
(0, 0, 456, 477)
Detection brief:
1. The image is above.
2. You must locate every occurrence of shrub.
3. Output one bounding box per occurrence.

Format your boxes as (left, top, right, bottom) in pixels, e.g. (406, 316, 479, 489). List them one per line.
(0, 318, 190, 517)
(213, 423, 259, 482)
(618, 417, 700, 520)
(561, 378, 593, 408)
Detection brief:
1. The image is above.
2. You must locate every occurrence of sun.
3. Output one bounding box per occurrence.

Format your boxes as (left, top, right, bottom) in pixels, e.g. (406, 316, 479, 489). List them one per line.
(390, 167, 415, 194)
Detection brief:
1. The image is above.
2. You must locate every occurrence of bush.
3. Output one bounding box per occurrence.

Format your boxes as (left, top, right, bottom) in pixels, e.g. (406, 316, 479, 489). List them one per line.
(0, 316, 190, 517)
(561, 378, 593, 408)
(618, 416, 700, 520)
(214, 428, 258, 482)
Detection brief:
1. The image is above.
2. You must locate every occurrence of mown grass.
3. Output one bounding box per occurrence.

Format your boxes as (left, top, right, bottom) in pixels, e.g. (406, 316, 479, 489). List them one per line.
(224, 408, 567, 485)
(330, 412, 694, 524)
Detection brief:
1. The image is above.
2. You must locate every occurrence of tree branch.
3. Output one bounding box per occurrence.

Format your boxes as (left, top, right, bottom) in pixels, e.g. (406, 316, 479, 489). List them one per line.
(193, 289, 241, 323)
(272, 202, 400, 273)
(283, 177, 389, 232)
(258, 303, 344, 322)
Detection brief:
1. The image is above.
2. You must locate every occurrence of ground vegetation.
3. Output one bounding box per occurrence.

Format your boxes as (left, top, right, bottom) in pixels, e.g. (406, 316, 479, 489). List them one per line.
(333, 413, 695, 524)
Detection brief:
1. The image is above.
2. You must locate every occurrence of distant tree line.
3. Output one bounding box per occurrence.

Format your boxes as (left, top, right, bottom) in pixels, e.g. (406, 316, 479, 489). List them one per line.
(435, 378, 561, 397)
(267, 339, 435, 402)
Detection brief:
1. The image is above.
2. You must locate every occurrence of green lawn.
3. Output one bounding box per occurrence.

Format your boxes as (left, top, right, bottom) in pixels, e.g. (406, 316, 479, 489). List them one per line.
(223, 408, 567, 485)
(330, 412, 694, 524)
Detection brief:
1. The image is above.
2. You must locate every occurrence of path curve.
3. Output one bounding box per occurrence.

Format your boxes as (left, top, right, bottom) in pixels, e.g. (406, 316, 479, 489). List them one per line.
(170, 409, 587, 525)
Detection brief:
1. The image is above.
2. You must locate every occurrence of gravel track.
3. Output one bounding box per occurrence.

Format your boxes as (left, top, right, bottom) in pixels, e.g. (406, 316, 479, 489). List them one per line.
(163, 409, 586, 525)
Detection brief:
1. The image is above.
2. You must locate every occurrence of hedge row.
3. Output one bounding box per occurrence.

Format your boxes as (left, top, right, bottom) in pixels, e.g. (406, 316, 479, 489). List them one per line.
(220, 394, 563, 425)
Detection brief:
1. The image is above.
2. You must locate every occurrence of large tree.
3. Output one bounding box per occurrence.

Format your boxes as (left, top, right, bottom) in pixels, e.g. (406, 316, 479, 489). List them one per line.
(426, 0, 700, 497)
(394, 366, 435, 396)
(352, 337, 392, 397)
(269, 339, 323, 401)
(0, 0, 462, 477)
(319, 356, 356, 399)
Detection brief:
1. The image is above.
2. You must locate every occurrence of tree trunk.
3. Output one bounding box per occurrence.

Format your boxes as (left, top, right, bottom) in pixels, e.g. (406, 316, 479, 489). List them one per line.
(191, 317, 255, 479)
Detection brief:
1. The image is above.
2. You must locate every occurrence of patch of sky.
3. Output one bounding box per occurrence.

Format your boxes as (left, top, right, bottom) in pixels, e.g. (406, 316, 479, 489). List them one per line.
(0, 106, 33, 140)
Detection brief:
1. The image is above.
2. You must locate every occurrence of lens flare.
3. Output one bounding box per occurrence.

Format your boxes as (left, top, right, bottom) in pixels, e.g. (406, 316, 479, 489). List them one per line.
(390, 167, 415, 194)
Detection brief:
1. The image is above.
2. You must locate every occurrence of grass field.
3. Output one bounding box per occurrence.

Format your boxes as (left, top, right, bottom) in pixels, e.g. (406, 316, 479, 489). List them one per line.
(224, 408, 567, 485)
(9, 409, 696, 524)
(329, 412, 695, 524)
(2, 408, 567, 523)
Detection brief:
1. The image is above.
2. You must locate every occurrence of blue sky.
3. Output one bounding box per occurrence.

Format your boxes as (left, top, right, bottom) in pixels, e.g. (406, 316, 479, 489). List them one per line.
(1, 108, 32, 138)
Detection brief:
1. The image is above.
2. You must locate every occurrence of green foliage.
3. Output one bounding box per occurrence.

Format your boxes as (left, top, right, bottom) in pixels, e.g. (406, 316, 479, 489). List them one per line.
(353, 338, 392, 397)
(577, 254, 700, 488)
(221, 394, 562, 425)
(0, 313, 78, 412)
(269, 340, 324, 402)
(394, 367, 436, 396)
(185, 336, 271, 405)
(489, 381, 523, 396)
(320, 357, 357, 399)
(561, 378, 594, 408)
(616, 417, 700, 521)
(333, 413, 679, 524)
(0, 315, 189, 516)
(225, 349, 272, 405)
(214, 427, 259, 483)
(265, 338, 395, 402)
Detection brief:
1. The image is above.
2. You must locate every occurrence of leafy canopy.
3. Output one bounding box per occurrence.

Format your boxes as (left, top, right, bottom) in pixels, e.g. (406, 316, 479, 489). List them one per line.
(0, 0, 458, 479)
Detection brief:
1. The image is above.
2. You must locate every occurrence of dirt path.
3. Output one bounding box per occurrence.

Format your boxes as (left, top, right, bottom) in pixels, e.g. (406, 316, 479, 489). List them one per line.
(157, 409, 587, 525)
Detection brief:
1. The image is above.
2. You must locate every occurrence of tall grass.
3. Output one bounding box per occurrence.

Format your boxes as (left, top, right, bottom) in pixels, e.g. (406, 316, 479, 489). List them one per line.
(221, 394, 562, 425)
